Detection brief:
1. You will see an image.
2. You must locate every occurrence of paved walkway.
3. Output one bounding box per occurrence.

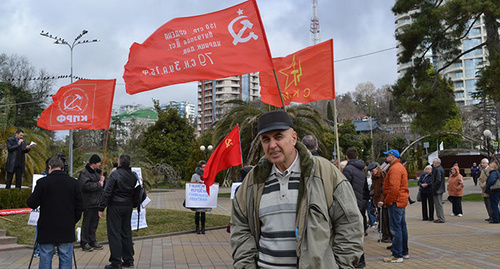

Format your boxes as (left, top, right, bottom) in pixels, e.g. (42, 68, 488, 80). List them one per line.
(2, 178, 500, 268)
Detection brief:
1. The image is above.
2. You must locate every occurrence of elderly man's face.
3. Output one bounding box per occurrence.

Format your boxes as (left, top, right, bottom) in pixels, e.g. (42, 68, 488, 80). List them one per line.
(481, 161, 488, 168)
(385, 154, 395, 163)
(260, 128, 297, 172)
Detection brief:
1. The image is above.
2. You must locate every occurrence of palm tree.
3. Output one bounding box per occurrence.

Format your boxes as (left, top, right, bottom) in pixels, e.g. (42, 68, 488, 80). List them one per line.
(213, 101, 332, 165)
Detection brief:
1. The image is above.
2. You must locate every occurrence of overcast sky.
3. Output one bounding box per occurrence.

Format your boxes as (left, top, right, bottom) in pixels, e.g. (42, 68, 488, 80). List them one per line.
(0, 0, 398, 110)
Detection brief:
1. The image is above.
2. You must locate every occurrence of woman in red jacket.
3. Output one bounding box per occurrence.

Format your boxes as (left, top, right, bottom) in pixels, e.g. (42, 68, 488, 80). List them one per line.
(447, 165, 465, 217)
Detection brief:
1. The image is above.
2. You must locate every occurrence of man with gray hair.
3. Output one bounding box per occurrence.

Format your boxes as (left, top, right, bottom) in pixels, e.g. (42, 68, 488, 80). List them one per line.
(478, 158, 492, 221)
(301, 134, 320, 156)
(231, 110, 363, 268)
(432, 158, 446, 223)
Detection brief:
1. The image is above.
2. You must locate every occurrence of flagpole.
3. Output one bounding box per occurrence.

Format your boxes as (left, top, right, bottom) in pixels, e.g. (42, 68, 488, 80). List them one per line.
(272, 69, 287, 110)
(333, 99, 341, 166)
(102, 128, 110, 177)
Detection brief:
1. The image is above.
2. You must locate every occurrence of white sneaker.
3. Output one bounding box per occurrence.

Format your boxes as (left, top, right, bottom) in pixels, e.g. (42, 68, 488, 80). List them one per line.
(450, 213, 456, 216)
(384, 256, 403, 263)
(458, 214, 463, 217)
(403, 255, 410, 259)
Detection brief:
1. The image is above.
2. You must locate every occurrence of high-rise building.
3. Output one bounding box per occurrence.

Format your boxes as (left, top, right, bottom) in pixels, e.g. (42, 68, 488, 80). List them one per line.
(395, 12, 490, 107)
(162, 101, 196, 125)
(197, 73, 260, 134)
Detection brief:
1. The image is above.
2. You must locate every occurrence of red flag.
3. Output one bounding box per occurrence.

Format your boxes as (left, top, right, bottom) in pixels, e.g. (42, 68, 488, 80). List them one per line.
(123, 0, 273, 95)
(260, 39, 335, 107)
(202, 125, 242, 195)
(37, 79, 116, 130)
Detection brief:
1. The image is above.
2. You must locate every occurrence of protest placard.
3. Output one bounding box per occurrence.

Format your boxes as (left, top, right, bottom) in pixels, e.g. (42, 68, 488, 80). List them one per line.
(28, 174, 44, 226)
(230, 182, 242, 200)
(185, 183, 218, 208)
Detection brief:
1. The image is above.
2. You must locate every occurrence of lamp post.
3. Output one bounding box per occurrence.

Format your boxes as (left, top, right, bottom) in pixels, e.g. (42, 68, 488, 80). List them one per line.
(484, 129, 492, 159)
(40, 29, 100, 176)
(200, 145, 213, 161)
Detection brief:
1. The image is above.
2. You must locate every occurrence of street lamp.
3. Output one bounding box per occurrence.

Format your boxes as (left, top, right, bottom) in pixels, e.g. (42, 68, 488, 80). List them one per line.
(40, 29, 100, 176)
(484, 129, 492, 159)
(200, 145, 213, 160)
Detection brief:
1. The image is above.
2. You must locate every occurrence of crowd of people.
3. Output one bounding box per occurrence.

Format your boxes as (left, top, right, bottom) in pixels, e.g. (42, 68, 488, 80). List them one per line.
(23, 152, 139, 269)
(7, 110, 500, 268)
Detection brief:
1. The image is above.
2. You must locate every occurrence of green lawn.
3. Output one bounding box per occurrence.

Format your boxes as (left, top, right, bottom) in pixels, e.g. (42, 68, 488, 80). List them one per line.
(0, 208, 230, 246)
(462, 193, 483, 202)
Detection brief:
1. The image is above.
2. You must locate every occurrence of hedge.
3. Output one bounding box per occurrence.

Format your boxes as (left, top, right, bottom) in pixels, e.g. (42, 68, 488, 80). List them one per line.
(0, 188, 32, 209)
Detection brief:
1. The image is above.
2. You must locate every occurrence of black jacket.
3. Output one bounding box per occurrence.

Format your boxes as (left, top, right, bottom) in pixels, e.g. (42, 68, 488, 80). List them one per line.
(343, 159, 369, 209)
(99, 166, 137, 210)
(432, 165, 446, 195)
(418, 173, 433, 194)
(78, 164, 103, 209)
(5, 135, 30, 173)
(27, 170, 83, 244)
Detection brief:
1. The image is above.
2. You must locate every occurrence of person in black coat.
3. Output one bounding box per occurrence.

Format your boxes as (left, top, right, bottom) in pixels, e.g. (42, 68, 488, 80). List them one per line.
(418, 165, 434, 221)
(342, 148, 369, 268)
(27, 157, 84, 269)
(5, 129, 33, 189)
(78, 154, 105, 252)
(99, 154, 137, 269)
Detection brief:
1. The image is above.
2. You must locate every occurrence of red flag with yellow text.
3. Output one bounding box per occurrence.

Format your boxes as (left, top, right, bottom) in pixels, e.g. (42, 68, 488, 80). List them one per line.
(123, 0, 273, 95)
(260, 39, 334, 107)
(37, 79, 116, 130)
(202, 125, 242, 195)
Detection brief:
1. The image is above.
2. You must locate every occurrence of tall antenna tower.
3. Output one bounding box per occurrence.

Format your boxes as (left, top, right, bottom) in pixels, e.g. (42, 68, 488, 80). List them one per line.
(310, 0, 320, 45)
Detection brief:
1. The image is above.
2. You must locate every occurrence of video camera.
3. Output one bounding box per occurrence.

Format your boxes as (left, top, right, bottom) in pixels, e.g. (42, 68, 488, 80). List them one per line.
(56, 152, 69, 173)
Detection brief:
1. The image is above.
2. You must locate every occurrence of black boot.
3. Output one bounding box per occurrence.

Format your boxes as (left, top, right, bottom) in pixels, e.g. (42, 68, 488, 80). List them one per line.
(195, 213, 201, 234)
(201, 212, 206, 234)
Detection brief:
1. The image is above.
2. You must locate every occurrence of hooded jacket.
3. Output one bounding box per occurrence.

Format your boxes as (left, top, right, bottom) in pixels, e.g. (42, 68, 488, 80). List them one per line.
(230, 142, 363, 269)
(447, 166, 464, 197)
(343, 159, 369, 209)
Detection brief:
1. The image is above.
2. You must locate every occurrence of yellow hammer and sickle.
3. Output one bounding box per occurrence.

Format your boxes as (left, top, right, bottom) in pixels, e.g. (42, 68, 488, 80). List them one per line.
(225, 138, 233, 148)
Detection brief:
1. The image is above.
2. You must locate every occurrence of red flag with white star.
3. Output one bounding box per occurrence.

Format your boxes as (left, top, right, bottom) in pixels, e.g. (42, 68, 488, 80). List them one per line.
(123, 0, 273, 95)
(201, 125, 242, 195)
(260, 39, 335, 107)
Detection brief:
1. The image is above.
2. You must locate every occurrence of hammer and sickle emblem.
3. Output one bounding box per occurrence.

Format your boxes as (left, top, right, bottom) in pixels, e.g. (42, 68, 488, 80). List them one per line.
(64, 94, 83, 111)
(228, 14, 258, 46)
(225, 138, 233, 148)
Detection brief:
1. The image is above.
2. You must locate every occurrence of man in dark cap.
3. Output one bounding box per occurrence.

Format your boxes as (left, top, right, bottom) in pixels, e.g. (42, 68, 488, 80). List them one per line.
(231, 110, 363, 268)
(78, 154, 105, 252)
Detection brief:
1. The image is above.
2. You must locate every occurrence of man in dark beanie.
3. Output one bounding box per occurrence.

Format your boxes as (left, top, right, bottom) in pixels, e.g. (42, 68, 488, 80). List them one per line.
(78, 154, 105, 252)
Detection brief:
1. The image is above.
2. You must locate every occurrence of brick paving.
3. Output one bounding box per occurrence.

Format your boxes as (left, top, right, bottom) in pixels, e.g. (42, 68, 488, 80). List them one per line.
(1, 178, 500, 268)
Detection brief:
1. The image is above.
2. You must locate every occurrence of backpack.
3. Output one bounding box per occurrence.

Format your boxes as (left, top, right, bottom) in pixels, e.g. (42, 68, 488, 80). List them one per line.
(133, 176, 147, 209)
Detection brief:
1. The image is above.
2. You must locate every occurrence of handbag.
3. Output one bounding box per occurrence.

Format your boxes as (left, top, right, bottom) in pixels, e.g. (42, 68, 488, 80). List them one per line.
(490, 179, 500, 191)
(416, 190, 422, 202)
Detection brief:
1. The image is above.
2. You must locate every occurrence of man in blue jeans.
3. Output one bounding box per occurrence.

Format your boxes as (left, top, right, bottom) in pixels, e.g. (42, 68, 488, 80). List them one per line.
(379, 149, 409, 263)
(27, 157, 84, 269)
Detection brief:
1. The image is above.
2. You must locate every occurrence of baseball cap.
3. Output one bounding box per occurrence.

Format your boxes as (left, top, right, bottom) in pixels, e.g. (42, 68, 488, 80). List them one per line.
(383, 149, 400, 158)
(367, 162, 378, 171)
(257, 110, 294, 136)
